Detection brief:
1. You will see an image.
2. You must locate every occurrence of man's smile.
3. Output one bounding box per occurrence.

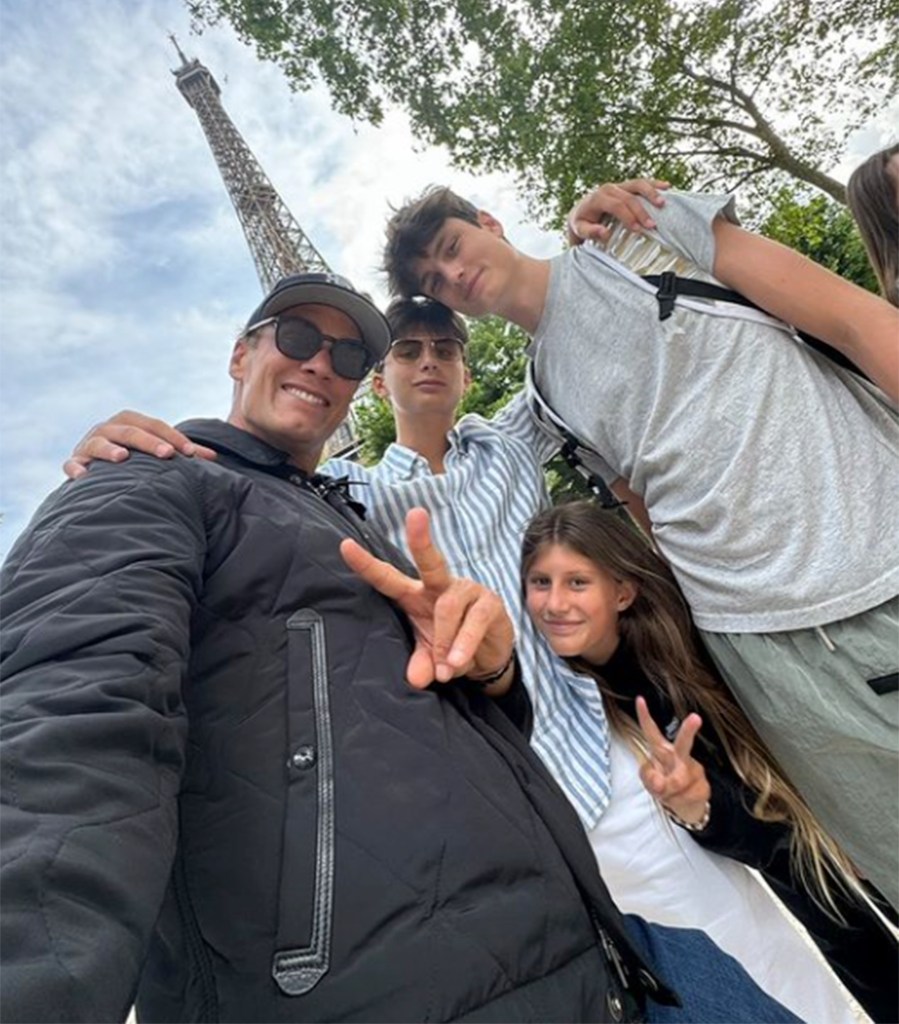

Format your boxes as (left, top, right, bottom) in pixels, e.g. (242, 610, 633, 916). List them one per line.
(282, 383, 328, 406)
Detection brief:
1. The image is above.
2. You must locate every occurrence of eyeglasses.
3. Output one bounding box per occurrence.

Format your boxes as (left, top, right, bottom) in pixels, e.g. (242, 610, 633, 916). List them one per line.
(388, 337, 465, 363)
(246, 315, 375, 381)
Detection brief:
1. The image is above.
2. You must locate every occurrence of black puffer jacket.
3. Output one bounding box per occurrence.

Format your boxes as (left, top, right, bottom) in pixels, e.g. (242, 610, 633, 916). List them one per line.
(0, 420, 672, 1024)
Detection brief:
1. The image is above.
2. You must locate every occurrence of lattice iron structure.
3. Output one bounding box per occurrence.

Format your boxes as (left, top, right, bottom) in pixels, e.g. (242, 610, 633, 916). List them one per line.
(170, 37, 362, 458)
(170, 36, 330, 290)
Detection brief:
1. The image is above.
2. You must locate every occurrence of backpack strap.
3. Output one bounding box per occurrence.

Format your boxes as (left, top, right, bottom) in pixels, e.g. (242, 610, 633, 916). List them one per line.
(643, 272, 866, 379)
(526, 367, 624, 510)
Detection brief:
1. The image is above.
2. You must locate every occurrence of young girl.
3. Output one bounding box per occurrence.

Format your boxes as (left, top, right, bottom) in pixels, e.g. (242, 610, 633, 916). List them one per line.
(522, 500, 897, 1024)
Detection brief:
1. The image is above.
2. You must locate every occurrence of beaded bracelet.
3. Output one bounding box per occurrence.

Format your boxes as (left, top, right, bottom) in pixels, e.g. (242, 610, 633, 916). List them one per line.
(666, 799, 711, 833)
(469, 651, 516, 687)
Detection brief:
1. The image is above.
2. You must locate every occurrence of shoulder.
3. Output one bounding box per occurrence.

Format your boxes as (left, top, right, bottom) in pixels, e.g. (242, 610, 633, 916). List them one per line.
(455, 408, 524, 450)
(14, 453, 235, 558)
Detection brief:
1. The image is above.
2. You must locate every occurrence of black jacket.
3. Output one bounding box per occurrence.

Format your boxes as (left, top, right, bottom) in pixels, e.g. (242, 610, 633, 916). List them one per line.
(0, 420, 673, 1023)
(600, 642, 898, 1024)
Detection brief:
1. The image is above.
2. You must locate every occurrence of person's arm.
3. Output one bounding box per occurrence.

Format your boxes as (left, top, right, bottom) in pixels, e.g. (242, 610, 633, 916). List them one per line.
(488, 387, 565, 466)
(712, 218, 899, 402)
(483, 656, 533, 733)
(0, 459, 204, 1021)
(63, 410, 217, 479)
(610, 478, 653, 537)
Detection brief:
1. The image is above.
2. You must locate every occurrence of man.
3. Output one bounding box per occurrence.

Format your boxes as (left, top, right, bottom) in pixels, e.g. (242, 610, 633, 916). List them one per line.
(381, 184, 899, 914)
(1, 273, 678, 1022)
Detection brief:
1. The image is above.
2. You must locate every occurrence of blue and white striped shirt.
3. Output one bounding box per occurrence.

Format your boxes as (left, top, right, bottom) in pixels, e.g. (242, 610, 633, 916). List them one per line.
(325, 391, 612, 827)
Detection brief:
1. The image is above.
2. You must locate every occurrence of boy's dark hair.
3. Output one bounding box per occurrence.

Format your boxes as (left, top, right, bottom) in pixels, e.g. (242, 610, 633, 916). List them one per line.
(376, 297, 470, 371)
(383, 186, 480, 297)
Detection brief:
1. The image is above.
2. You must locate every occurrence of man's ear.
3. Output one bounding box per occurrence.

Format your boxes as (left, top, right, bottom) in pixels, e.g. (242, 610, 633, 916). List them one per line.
(462, 365, 473, 392)
(617, 579, 638, 612)
(229, 338, 249, 382)
(477, 210, 504, 236)
(371, 371, 390, 401)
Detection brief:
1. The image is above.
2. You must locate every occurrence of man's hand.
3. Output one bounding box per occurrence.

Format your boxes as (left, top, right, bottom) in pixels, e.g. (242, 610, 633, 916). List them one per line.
(566, 177, 670, 247)
(635, 696, 711, 827)
(63, 411, 217, 479)
(340, 507, 515, 690)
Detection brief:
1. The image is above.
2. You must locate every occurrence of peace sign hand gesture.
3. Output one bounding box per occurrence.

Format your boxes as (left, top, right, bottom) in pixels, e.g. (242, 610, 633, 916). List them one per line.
(340, 507, 515, 690)
(635, 696, 712, 829)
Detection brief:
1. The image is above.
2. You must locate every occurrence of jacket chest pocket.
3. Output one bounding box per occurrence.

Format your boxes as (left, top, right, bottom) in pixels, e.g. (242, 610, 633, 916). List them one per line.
(273, 609, 336, 996)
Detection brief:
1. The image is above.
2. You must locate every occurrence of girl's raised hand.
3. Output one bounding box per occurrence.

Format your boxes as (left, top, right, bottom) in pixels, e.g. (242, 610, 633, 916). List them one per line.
(635, 696, 711, 828)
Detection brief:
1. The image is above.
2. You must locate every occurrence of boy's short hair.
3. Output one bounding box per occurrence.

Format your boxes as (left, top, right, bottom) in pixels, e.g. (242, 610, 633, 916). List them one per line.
(383, 186, 480, 297)
(376, 297, 470, 371)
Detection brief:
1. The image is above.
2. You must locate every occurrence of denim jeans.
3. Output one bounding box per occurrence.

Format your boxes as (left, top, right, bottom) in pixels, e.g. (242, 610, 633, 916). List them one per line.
(625, 916, 803, 1023)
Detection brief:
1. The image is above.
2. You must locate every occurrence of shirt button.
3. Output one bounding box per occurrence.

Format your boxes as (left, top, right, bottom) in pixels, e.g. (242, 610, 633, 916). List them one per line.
(289, 745, 316, 769)
(606, 991, 624, 1022)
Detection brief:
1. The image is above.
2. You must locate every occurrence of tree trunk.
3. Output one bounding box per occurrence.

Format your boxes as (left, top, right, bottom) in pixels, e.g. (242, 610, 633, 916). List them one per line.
(773, 152, 847, 205)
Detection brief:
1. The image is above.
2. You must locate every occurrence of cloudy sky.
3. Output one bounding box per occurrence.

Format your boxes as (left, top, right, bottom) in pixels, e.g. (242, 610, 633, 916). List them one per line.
(0, 0, 895, 559)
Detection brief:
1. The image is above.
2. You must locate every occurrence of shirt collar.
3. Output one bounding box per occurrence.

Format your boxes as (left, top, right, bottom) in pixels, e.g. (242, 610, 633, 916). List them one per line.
(381, 427, 466, 479)
(380, 442, 429, 479)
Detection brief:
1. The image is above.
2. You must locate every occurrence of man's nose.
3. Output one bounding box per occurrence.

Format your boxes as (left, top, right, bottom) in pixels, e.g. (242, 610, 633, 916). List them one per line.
(300, 340, 335, 377)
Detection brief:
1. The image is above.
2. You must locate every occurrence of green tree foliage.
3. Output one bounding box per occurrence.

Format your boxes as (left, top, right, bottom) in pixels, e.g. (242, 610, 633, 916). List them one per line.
(187, 0, 896, 222)
(352, 384, 397, 465)
(760, 186, 879, 293)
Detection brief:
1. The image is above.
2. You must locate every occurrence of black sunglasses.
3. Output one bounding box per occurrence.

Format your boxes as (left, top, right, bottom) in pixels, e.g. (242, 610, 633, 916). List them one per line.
(388, 337, 465, 363)
(247, 315, 375, 381)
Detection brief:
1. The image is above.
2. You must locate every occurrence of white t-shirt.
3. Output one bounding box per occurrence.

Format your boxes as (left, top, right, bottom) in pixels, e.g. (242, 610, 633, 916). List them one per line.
(531, 190, 899, 632)
(589, 735, 856, 1024)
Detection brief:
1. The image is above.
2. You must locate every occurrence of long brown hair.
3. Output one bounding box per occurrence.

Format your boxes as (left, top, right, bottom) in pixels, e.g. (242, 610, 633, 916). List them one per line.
(521, 501, 858, 910)
(847, 143, 899, 307)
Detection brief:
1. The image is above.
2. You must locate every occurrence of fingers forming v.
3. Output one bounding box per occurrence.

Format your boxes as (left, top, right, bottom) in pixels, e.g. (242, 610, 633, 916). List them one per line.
(405, 508, 451, 592)
(339, 538, 416, 603)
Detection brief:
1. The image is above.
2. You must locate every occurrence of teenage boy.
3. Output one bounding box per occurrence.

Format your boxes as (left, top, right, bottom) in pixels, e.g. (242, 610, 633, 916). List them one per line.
(381, 184, 899, 914)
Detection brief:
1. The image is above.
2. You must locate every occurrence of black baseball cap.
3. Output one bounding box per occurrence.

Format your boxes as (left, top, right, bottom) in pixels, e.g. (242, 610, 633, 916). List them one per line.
(245, 272, 391, 362)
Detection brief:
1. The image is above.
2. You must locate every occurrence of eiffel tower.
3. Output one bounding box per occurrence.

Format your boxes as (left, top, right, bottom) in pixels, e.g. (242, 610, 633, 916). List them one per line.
(170, 37, 363, 458)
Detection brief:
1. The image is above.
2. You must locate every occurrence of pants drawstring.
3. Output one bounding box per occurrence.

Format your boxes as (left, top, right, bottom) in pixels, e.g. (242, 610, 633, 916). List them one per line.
(815, 624, 837, 652)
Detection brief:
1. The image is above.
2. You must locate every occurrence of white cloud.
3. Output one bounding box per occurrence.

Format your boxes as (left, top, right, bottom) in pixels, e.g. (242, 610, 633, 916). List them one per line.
(0, 0, 561, 557)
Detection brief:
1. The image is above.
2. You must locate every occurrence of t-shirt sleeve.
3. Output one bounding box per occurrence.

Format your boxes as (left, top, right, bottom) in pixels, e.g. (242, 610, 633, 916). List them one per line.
(642, 191, 740, 274)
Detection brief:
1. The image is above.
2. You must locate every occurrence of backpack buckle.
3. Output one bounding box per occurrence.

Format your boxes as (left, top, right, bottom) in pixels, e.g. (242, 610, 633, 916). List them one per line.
(656, 271, 677, 321)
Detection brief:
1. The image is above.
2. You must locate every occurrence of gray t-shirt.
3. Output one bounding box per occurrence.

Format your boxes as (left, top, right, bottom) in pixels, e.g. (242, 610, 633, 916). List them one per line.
(531, 190, 899, 632)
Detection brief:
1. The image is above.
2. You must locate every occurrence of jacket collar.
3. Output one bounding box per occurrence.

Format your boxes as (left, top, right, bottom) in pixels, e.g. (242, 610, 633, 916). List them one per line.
(177, 418, 298, 471)
(178, 417, 376, 526)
